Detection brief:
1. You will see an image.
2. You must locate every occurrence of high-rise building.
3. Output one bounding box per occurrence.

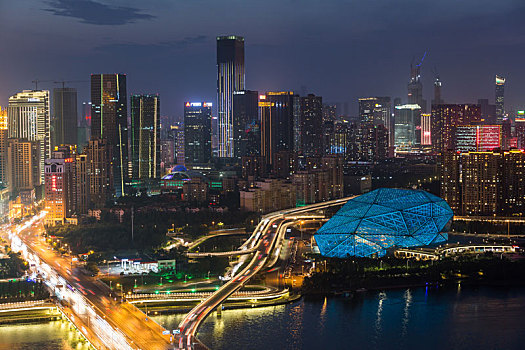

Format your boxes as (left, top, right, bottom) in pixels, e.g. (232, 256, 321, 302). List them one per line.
(495, 75, 505, 120)
(421, 113, 432, 146)
(7, 138, 40, 195)
(130, 94, 161, 180)
(184, 102, 212, 164)
(440, 151, 461, 213)
(431, 104, 482, 154)
(85, 139, 112, 209)
(75, 153, 88, 214)
(0, 107, 7, 186)
(53, 87, 78, 148)
(394, 104, 421, 153)
(44, 157, 76, 225)
(322, 104, 337, 124)
(300, 94, 323, 157)
(515, 116, 525, 149)
(432, 74, 444, 106)
(407, 57, 427, 113)
(477, 99, 497, 124)
(358, 97, 391, 126)
(461, 152, 502, 215)
(78, 102, 92, 153)
(455, 125, 501, 152)
(169, 123, 185, 165)
(346, 122, 388, 161)
(233, 90, 259, 159)
(441, 150, 525, 216)
(217, 35, 245, 158)
(8, 90, 51, 182)
(90, 74, 128, 197)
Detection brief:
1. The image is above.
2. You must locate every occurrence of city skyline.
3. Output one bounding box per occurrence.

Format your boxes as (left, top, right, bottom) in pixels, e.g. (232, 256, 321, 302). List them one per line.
(1, 1, 524, 119)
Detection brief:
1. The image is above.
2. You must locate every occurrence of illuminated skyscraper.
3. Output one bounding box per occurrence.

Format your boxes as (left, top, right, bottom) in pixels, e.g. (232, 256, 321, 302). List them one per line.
(260, 92, 299, 170)
(0, 107, 7, 186)
(300, 94, 323, 157)
(233, 90, 259, 159)
(217, 36, 245, 158)
(7, 138, 40, 195)
(8, 90, 51, 182)
(495, 75, 505, 120)
(407, 55, 427, 113)
(53, 87, 78, 147)
(431, 104, 482, 153)
(90, 74, 128, 197)
(432, 75, 444, 106)
(394, 104, 421, 152)
(184, 102, 212, 164)
(358, 97, 391, 126)
(130, 94, 161, 180)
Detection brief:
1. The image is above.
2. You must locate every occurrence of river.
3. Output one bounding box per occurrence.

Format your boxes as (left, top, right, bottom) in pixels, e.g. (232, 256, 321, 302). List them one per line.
(1, 286, 525, 349)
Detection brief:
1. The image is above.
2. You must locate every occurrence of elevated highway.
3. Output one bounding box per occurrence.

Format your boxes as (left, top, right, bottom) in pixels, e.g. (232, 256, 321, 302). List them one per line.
(176, 196, 354, 349)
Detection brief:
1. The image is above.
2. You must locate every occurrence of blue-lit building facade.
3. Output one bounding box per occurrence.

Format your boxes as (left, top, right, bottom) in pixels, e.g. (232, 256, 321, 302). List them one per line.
(314, 188, 453, 258)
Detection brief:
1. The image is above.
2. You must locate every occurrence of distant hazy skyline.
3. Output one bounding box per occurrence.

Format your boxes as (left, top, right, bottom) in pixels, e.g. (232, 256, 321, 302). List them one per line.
(1, 0, 524, 120)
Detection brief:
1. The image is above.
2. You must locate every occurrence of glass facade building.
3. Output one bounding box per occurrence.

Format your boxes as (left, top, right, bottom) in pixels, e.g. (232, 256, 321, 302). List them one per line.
(314, 188, 453, 258)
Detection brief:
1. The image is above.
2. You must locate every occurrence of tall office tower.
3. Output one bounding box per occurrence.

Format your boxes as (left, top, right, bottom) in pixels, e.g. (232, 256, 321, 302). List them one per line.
(346, 123, 388, 161)
(432, 74, 444, 106)
(394, 104, 421, 153)
(260, 92, 299, 169)
(0, 107, 7, 186)
(515, 117, 525, 149)
(233, 90, 259, 159)
(169, 123, 185, 165)
(461, 152, 502, 215)
(85, 139, 112, 209)
(8, 90, 51, 182)
(407, 56, 427, 112)
(78, 102, 92, 152)
(44, 158, 74, 225)
(184, 102, 212, 164)
(300, 94, 323, 157)
(358, 97, 391, 126)
(75, 153, 88, 214)
(130, 94, 161, 180)
(495, 75, 505, 120)
(421, 113, 432, 146)
(477, 99, 497, 124)
(51, 144, 78, 215)
(502, 118, 511, 150)
(53, 87, 78, 148)
(322, 104, 337, 123)
(217, 35, 245, 158)
(7, 138, 40, 195)
(90, 73, 128, 197)
(431, 104, 482, 154)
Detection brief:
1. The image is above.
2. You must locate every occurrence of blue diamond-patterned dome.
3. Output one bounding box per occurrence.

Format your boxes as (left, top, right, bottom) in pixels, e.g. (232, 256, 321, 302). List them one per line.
(314, 188, 453, 257)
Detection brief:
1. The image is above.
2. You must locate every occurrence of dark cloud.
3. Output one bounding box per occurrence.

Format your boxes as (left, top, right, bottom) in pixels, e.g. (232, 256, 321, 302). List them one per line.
(94, 35, 209, 54)
(43, 0, 155, 25)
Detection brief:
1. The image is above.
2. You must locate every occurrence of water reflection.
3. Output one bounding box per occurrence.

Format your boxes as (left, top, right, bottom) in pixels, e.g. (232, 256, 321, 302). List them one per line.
(0, 320, 91, 350)
(401, 289, 412, 337)
(151, 287, 525, 350)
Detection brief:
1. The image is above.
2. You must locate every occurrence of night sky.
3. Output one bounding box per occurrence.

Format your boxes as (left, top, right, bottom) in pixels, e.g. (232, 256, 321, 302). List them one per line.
(1, 0, 524, 121)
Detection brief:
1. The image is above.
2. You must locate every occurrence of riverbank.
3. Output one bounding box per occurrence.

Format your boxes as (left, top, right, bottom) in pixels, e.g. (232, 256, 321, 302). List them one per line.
(302, 255, 525, 297)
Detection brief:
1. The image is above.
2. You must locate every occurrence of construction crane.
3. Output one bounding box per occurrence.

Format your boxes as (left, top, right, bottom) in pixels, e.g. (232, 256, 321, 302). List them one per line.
(53, 80, 88, 89)
(31, 79, 53, 90)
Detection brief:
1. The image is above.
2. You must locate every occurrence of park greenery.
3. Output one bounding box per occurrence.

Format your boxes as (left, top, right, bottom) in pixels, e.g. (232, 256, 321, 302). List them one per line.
(0, 280, 49, 302)
(45, 202, 258, 257)
(302, 254, 525, 295)
(0, 251, 29, 279)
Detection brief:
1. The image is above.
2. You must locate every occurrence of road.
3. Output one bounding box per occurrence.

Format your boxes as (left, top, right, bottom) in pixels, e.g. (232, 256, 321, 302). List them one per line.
(176, 196, 355, 349)
(8, 216, 173, 350)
